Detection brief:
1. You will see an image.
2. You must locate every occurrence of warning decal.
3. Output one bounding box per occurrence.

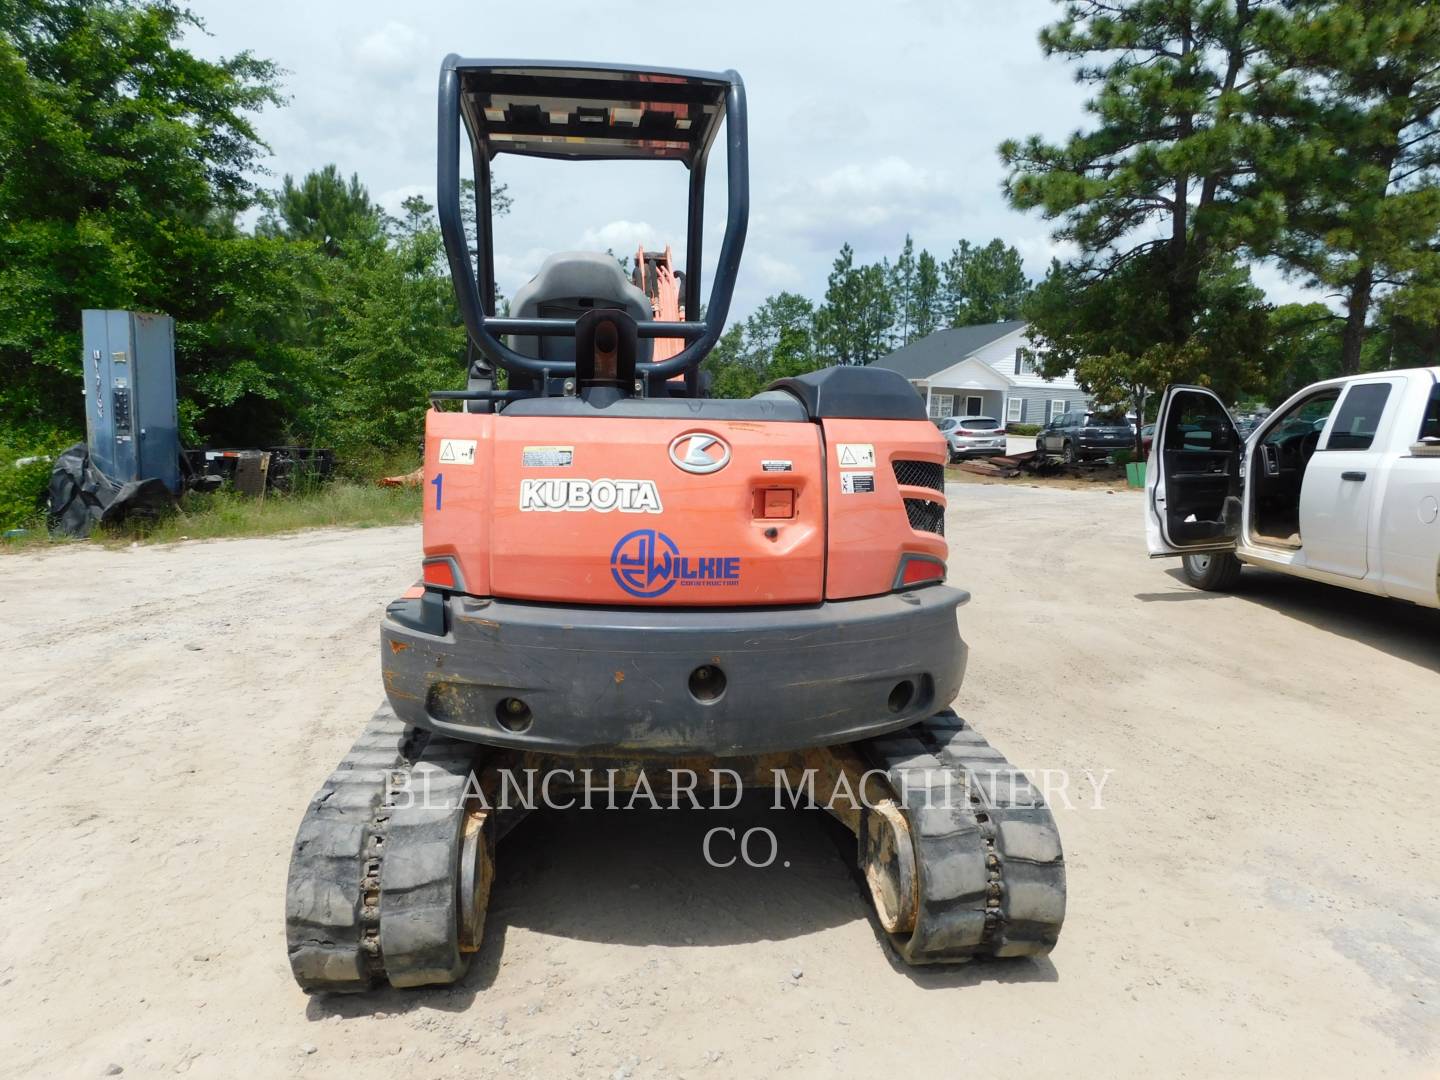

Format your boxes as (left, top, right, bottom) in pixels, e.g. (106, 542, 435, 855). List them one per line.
(840, 471, 875, 494)
(836, 443, 876, 468)
(438, 439, 477, 465)
(522, 445, 573, 467)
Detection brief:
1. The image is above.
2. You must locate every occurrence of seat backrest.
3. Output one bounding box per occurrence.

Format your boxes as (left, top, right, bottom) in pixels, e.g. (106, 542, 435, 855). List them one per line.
(508, 252, 655, 364)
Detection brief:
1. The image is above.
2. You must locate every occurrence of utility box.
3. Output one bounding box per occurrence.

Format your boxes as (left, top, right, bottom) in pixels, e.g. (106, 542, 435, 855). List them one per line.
(81, 310, 181, 494)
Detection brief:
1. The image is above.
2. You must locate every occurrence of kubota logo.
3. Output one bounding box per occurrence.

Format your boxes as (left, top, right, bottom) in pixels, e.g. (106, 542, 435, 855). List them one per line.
(668, 432, 731, 474)
(610, 529, 741, 598)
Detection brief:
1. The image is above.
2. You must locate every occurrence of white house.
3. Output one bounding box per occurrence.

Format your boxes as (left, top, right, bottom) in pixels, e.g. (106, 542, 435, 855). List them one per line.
(876, 321, 1092, 426)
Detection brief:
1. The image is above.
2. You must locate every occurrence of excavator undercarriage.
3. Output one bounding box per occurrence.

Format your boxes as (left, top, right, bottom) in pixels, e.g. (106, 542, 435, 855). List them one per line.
(287, 704, 1065, 991)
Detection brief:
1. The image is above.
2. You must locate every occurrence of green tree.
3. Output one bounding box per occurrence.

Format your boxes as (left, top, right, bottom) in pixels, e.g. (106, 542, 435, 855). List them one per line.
(702, 324, 767, 398)
(0, 0, 284, 439)
(1261, 302, 1344, 404)
(742, 292, 814, 370)
(1027, 252, 1268, 452)
(889, 235, 918, 346)
(315, 227, 466, 459)
(815, 244, 895, 365)
(258, 165, 385, 256)
(942, 238, 1031, 325)
(1001, 1, 1269, 372)
(1250, 1, 1440, 373)
(912, 249, 943, 338)
(815, 244, 863, 365)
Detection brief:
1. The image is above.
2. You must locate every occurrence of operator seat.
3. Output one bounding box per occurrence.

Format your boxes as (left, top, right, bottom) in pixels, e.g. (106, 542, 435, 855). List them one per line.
(508, 251, 655, 365)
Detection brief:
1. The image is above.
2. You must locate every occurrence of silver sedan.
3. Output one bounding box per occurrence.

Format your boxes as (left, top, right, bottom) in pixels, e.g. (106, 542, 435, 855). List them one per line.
(937, 416, 1008, 460)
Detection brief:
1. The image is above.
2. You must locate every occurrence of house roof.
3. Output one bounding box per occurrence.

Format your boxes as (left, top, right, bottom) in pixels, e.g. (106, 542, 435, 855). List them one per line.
(875, 321, 1027, 379)
(925, 356, 1013, 390)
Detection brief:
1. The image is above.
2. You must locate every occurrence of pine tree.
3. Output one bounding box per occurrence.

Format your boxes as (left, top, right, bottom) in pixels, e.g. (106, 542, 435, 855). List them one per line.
(1000, 0, 1269, 369)
(912, 250, 943, 338)
(889, 235, 918, 346)
(259, 166, 386, 257)
(1250, 1, 1440, 373)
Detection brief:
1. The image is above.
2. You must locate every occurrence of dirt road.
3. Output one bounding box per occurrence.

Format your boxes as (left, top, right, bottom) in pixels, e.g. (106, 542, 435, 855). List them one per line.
(2, 484, 1437, 1078)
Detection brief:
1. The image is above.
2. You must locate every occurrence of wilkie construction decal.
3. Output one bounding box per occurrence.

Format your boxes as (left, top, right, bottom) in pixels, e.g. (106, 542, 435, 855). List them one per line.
(610, 529, 742, 598)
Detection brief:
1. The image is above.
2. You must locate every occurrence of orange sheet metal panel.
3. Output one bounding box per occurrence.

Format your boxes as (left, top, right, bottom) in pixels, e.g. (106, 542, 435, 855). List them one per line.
(421, 409, 825, 606)
(821, 418, 948, 601)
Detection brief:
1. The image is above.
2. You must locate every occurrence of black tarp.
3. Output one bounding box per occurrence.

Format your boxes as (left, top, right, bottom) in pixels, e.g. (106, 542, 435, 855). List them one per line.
(48, 443, 177, 538)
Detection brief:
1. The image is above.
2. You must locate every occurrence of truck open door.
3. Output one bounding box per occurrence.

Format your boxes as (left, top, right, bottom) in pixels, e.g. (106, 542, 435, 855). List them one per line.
(1146, 385, 1244, 556)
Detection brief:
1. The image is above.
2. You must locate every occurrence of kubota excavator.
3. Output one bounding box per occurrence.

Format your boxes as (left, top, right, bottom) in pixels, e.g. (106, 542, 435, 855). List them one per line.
(284, 57, 1066, 992)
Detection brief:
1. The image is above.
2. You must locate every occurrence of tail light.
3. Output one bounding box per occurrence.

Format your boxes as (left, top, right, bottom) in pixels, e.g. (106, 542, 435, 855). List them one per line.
(422, 557, 458, 589)
(894, 553, 946, 589)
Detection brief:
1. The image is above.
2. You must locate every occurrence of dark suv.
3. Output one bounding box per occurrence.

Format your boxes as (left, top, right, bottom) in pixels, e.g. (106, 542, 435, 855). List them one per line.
(1036, 409, 1135, 463)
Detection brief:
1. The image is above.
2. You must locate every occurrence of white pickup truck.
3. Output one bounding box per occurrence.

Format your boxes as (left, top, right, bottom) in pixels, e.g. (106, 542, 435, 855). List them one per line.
(1146, 366, 1440, 608)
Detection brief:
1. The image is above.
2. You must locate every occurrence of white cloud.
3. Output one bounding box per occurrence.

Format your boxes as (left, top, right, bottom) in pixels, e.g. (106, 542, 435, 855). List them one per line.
(376, 183, 434, 218)
(751, 253, 802, 290)
(810, 157, 944, 202)
(579, 220, 667, 257)
(350, 22, 425, 77)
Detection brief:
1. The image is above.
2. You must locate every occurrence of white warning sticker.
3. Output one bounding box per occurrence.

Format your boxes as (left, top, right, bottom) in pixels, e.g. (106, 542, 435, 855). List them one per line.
(840, 471, 875, 494)
(522, 445, 573, 467)
(836, 443, 876, 468)
(438, 438, 477, 465)
(761, 459, 793, 472)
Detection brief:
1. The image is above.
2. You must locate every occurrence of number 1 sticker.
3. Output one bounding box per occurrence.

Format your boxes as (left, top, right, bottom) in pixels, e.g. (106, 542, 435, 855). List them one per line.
(431, 473, 443, 511)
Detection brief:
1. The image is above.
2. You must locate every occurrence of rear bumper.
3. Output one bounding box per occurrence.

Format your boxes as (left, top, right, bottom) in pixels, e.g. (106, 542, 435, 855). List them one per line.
(381, 587, 968, 757)
(949, 439, 1007, 455)
(1077, 438, 1130, 456)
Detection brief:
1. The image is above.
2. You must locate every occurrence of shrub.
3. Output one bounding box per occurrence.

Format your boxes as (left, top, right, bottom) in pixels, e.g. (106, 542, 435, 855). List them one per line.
(1007, 423, 1041, 436)
(0, 430, 78, 531)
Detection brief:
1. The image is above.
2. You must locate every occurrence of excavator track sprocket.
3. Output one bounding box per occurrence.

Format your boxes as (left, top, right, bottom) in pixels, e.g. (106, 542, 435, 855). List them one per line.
(858, 710, 1066, 963)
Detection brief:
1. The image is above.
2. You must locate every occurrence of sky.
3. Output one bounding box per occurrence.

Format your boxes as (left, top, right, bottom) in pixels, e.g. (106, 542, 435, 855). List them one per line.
(184, 0, 1312, 321)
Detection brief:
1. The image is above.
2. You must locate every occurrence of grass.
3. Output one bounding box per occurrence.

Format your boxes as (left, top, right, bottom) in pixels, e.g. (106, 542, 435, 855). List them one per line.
(2, 481, 422, 550)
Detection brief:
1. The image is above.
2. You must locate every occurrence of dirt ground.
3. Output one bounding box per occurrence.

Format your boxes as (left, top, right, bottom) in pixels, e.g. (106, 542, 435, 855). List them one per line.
(2, 484, 1438, 1079)
(948, 460, 1135, 491)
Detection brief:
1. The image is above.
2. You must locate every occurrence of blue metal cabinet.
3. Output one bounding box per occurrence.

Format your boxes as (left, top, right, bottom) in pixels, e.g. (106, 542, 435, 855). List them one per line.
(81, 310, 181, 493)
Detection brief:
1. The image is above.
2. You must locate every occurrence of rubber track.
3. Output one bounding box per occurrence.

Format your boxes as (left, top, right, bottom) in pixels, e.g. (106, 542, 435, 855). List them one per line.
(285, 702, 481, 992)
(861, 709, 1066, 963)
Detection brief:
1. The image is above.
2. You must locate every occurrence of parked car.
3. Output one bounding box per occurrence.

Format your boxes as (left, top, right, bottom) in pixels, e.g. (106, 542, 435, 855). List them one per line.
(1146, 368, 1440, 607)
(936, 415, 1007, 460)
(1140, 423, 1155, 457)
(1036, 409, 1135, 464)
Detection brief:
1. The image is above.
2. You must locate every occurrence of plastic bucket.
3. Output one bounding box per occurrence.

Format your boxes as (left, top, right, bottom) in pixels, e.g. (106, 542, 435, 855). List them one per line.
(1125, 461, 1146, 489)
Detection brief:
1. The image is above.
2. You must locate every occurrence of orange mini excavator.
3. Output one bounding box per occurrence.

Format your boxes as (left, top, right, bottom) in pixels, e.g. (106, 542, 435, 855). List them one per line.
(285, 57, 1065, 992)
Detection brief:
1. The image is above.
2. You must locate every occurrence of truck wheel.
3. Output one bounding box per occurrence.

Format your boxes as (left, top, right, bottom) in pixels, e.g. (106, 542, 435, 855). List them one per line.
(1181, 552, 1243, 591)
(1064, 440, 1078, 465)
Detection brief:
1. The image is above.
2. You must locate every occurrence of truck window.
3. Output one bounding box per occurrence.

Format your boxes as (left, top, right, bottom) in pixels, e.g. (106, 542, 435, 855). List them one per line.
(1167, 396, 1234, 452)
(1420, 384, 1440, 442)
(1325, 383, 1392, 451)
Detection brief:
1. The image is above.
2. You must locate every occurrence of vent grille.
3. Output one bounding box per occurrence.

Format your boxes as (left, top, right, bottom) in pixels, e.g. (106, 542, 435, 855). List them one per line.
(904, 498, 945, 536)
(892, 459, 944, 493)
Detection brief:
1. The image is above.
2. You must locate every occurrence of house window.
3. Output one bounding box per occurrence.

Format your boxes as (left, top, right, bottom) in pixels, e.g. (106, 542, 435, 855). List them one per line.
(928, 393, 953, 419)
(1007, 397, 1023, 422)
(964, 395, 984, 416)
(1050, 399, 1068, 421)
(1015, 348, 1037, 376)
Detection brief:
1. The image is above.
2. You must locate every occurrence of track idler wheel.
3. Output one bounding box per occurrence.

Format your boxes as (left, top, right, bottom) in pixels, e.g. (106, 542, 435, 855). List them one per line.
(859, 799, 918, 935)
(458, 808, 496, 953)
